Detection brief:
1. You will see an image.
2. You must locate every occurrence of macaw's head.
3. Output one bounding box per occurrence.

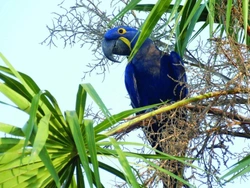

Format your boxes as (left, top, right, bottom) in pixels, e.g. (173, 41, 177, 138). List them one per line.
(102, 26, 139, 62)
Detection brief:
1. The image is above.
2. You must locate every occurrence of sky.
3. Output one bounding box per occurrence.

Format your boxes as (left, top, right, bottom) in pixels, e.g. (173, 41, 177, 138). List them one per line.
(0, 0, 130, 124)
(0, 0, 249, 187)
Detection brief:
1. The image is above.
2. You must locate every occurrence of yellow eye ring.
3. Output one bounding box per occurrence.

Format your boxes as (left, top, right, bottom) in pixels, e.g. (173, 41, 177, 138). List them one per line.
(118, 28, 126, 34)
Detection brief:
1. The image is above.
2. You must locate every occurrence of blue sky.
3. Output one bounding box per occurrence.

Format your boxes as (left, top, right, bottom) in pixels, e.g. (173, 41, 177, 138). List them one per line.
(0, 0, 130, 124)
(0, 0, 249, 187)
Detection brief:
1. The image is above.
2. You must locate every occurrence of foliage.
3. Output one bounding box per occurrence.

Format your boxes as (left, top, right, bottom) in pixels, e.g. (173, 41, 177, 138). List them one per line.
(0, 52, 198, 187)
(1, 0, 250, 187)
(0, 52, 194, 187)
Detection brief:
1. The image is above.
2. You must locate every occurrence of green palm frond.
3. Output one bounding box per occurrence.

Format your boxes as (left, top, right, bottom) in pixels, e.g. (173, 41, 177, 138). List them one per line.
(112, 0, 249, 58)
(0, 53, 192, 187)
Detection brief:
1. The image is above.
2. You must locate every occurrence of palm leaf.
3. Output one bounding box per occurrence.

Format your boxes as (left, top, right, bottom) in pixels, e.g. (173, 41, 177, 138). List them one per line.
(220, 154, 250, 183)
(0, 53, 193, 187)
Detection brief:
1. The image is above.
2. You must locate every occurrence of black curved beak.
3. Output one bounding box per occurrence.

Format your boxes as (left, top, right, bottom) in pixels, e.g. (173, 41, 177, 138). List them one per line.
(102, 38, 131, 62)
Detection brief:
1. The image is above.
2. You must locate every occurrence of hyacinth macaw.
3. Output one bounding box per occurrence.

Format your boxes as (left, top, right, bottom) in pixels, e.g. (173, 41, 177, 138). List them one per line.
(102, 26, 188, 152)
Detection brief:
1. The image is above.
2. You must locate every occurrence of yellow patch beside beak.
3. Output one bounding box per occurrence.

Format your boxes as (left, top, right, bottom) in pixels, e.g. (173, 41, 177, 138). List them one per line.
(119, 37, 131, 51)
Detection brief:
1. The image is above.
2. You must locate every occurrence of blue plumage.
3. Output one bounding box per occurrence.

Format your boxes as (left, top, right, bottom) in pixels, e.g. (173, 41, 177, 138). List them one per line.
(102, 26, 188, 151)
(125, 51, 187, 108)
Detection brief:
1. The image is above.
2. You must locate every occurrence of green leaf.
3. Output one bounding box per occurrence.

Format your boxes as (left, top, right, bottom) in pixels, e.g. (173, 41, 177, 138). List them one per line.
(66, 111, 93, 188)
(75, 84, 87, 124)
(31, 113, 51, 159)
(85, 119, 102, 188)
(0, 71, 32, 101)
(22, 91, 43, 152)
(189, 21, 209, 43)
(56, 158, 76, 188)
(76, 157, 85, 187)
(0, 53, 35, 96)
(133, 3, 213, 23)
(164, 0, 182, 28)
(35, 147, 61, 188)
(0, 138, 24, 153)
(94, 103, 159, 135)
(97, 160, 126, 181)
(39, 90, 70, 143)
(220, 154, 250, 182)
(133, 4, 154, 11)
(0, 83, 31, 112)
(0, 65, 41, 94)
(181, 3, 206, 53)
(0, 161, 43, 186)
(0, 149, 24, 165)
(110, 138, 140, 187)
(225, 0, 232, 34)
(0, 122, 24, 136)
(208, 0, 215, 38)
(99, 141, 195, 187)
(129, 0, 172, 61)
(242, 0, 249, 45)
(176, 0, 203, 56)
(80, 84, 112, 120)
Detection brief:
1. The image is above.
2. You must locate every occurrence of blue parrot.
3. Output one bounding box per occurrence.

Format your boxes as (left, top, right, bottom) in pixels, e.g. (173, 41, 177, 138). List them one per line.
(102, 26, 188, 187)
(102, 26, 188, 150)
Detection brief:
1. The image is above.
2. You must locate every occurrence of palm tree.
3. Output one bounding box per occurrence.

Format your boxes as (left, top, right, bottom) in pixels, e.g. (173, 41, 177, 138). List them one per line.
(1, 0, 249, 187)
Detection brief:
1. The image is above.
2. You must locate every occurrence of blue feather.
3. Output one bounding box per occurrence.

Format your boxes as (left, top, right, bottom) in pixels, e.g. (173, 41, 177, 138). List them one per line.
(102, 26, 188, 146)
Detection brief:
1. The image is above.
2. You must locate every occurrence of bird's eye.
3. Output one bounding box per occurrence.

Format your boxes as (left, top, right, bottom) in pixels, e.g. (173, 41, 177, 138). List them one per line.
(118, 28, 126, 34)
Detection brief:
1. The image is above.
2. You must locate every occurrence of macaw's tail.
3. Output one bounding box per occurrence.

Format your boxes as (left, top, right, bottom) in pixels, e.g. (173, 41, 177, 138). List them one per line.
(142, 108, 195, 188)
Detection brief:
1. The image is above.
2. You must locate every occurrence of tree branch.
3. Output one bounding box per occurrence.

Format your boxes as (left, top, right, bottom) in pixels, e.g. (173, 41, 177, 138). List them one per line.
(104, 87, 250, 137)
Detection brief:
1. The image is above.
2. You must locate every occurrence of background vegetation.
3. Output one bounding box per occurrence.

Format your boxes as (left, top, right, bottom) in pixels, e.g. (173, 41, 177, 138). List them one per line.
(0, 0, 249, 187)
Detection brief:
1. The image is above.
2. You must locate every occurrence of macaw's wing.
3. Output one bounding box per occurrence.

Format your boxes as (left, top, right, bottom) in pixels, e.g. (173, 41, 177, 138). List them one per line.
(161, 51, 188, 101)
(125, 63, 140, 108)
